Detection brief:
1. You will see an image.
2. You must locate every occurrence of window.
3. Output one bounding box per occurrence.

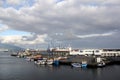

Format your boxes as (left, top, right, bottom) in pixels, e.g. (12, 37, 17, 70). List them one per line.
(80, 51, 83, 53)
(96, 50, 99, 52)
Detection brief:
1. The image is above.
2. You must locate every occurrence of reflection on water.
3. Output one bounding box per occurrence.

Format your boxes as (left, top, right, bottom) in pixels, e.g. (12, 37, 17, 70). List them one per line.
(0, 52, 120, 80)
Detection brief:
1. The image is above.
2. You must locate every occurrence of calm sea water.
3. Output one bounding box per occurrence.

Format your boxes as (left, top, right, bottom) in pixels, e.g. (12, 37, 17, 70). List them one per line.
(0, 52, 120, 80)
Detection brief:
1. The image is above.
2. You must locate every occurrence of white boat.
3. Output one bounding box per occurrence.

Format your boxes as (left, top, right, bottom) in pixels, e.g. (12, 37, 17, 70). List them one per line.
(25, 57, 32, 61)
(71, 63, 81, 67)
(97, 61, 105, 67)
(46, 59, 53, 65)
(37, 60, 46, 65)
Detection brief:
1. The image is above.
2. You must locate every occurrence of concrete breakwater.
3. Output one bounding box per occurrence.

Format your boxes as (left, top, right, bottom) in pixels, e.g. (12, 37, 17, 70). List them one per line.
(59, 56, 100, 67)
(58, 55, 120, 68)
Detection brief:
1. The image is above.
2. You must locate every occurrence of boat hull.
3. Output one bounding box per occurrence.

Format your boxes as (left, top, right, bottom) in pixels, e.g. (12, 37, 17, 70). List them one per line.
(71, 63, 81, 67)
(81, 64, 87, 68)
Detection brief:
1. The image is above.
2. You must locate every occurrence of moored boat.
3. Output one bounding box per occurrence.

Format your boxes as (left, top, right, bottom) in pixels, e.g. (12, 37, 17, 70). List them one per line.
(81, 61, 87, 68)
(36, 60, 46, 65)
(11, 53, 18, 56)
(53, 60, 59, 66)
(71, 63, 81, 67)
(46, 59, 53, 65)
(97, 61, 105, 67)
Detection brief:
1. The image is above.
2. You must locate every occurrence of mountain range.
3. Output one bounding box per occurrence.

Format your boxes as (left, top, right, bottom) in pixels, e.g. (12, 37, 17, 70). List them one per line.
(0, 43, 24, 51)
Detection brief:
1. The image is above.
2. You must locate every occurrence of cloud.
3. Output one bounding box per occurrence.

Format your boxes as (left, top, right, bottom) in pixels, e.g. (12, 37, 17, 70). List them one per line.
(0, 0, 119, 34)
(0, 25, 9, 32)
(0, 0, 3, 6)
(3, 0, 35, 9)
(0, 0, 120, 48)
(76, 31, 116, 39)
(6, 0, 22, 5)
(0, 33, 47, 45)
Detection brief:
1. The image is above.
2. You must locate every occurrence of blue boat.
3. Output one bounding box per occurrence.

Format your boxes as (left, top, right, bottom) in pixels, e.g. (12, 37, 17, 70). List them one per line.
(81, 61, 87, 68)
(81, 64, 87, 68)
(53, 60, 59, 66)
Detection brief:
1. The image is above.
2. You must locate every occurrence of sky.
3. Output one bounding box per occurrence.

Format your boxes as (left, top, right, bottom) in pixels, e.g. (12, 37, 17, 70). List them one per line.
(0, 0, 120, 49)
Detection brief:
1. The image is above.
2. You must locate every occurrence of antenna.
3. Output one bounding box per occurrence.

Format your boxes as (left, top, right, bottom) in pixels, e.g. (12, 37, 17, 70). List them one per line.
(68, 44, 71, 48)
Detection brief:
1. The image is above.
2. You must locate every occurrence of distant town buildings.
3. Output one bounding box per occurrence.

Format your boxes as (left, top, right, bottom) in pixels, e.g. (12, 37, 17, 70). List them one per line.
(14, 46, 120, 57)
(48, 47, 120, 57)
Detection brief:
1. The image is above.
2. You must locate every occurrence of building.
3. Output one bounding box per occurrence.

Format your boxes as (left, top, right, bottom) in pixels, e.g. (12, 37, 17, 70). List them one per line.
(48, 47, 120, 57)
(101, 49, 120, 57)
(49, 47, 71, 56)
(70, 49, 120, 57)
(79, 49, 101, 56)
(69, 49, 81, 55)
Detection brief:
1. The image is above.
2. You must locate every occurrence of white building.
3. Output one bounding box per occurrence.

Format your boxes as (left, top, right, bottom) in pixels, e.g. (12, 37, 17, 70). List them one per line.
(70, 49, 120, 56)
(49, 47, 120, 57)
(80, 49, 102, 56)
(70, 49, 102, 56)
(69, 49, 80, 55)
(49, 47, 71, 56)
(101, 49, 120, 57)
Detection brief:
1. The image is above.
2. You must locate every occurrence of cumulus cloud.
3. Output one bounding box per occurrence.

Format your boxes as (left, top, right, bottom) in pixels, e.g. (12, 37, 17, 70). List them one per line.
(0, 0, 119, 34)
(0, 34, 47, 46)
(0, 0, 3, 6)
(6, 0, 33, 6)
(0, 25, 9, 32)
(0, 0, 120, 48)
(6, 0, 22, 5)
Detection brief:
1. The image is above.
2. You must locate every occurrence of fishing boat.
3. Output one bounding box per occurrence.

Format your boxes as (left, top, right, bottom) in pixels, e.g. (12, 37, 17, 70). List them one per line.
(81, 61, 87, 68)
(46, 59, 53, 65)
(36, 60, 46, 65)
(53, 60, 59, 66)
(25, 57, 31, 61)
(71, 63, 81, 67)
(97, 61, 105, 67)
(11, 53, 18, 56)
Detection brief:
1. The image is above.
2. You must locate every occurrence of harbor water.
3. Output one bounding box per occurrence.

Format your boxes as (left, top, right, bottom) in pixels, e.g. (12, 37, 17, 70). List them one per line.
(0, 52, 120, 80)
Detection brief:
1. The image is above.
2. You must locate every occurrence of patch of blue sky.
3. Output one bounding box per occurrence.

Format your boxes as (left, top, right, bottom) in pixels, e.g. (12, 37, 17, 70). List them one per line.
(2, 0, 7, 8)
(56, 0, 64, 3)
(84, 2, 101, 7)
(0, 24, 3, 26)
(26, 0, 36, 7)
(2, 0, 35, 10)
(0, 29, 30, 36)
